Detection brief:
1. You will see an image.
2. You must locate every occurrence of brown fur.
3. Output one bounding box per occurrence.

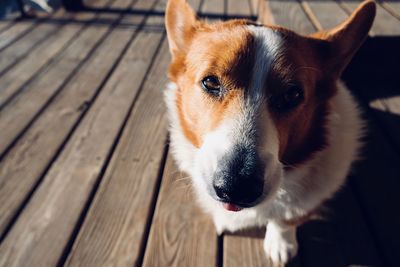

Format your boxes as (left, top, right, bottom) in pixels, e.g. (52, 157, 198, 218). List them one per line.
(166, 0, 375, 164)
(170, 22, 256, 148)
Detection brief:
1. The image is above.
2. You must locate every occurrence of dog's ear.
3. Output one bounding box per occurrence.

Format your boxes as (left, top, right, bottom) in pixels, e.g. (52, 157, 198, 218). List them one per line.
(311, 0, 376, 77)
(165, 0, 199, 57)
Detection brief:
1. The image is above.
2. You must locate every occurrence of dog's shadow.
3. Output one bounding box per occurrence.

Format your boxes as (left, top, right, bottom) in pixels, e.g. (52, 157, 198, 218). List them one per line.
(296, 36, 400, 267)
(227, 37, 400, 267)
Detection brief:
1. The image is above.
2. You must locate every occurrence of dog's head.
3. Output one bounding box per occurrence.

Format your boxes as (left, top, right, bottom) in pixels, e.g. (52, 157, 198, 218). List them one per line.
(165, 0, 375, 211)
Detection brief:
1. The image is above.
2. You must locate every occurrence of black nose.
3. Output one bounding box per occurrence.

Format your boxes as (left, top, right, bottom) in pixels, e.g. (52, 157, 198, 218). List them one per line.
(213, 178, 264, 206)
(212, 144, 265, 206)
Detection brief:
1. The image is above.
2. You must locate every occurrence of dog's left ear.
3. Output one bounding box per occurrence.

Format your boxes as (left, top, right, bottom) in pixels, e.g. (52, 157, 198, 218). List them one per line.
(312, 0, 376, 77)
(165, 0, 199, 58)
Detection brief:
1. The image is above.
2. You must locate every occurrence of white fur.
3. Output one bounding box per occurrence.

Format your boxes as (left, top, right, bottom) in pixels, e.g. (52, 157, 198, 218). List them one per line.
(164, 24, 363, 264)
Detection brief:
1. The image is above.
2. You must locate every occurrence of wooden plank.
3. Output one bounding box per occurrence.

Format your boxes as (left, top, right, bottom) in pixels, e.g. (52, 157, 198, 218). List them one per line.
(0, 20, 14, 34)
(0, 3, 163, 267)
(143, 155, 218, 267)
(266, 0, 315, 34)
(0, 11, 68, 76)
(63, 8, 172, 267)
(65, 36, 165, 266)
(0, 21, 36, 51)
(0, 13, 96, 109)
(227, 0, 252, 17)
(224, 230, 272, 267)
(339, 0, 400, 35)
(68, 0, 213, 265)
(0, 0, 139, 241)
(380, 0, 400, 20)
(249, 0, 260, 17)
(302, 1, 358, 30)
(201, 0, 225, 20)
(0, 3, 112, 155)
(258, 0, 275, 24)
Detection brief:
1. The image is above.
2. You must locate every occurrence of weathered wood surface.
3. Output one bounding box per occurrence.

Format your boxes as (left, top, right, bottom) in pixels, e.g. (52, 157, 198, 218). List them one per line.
(0, 11, 71, 76)
(0, 12, 96, 109)
(267, 0, 314, 34)
(0, 20, 14, 34)
(0, 0, 112, 155)
(0, 0, 399, 266)
(65, 2, 171, 267)
(0, 21, 36, 51)
(143, 155, 218, 267)
(340, 0, 400, 35)
(0, 0, 149, 262)
(0, 0, 140, 239)
(227, 0, 251, 17)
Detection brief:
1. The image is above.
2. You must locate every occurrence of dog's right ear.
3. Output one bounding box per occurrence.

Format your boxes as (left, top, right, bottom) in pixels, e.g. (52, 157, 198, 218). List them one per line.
(166, 0, 199, 57)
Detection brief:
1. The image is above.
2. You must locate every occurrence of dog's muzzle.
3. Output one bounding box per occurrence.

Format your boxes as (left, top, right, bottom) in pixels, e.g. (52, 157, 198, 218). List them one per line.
(211, 144, 265, 209)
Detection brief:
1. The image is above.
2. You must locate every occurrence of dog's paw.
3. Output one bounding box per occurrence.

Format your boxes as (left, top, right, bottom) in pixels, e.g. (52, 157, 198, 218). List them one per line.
(264, 224, 298, 265)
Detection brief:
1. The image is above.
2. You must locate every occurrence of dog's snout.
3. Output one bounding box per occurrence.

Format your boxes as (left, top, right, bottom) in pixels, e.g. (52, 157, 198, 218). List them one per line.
(212, 144, 265, 206)
(213, 178, 264, 206)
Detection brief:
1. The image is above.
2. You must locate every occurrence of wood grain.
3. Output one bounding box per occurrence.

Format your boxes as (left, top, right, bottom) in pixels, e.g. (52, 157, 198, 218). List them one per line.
(0, 21, 13, 35)
(0, 10, 68, 75)
(68, 0, 213, 265)
(340, 0, 400, 35)
(258, 0, 275, 24)
(0, 0, 140, 244)
(0, 0, 112, 155)
(249, 0, 260, 17)
(0, 21, 36, 51)
(64, 8, 172, 267)
(0, 2, 161, 267)
(380, 0, 400, 20)
(201, 0, 225, 20)
(228, 0, 252, 16)
(224, 230, 273, 267)
(266, 0, 315, 34)
(0, 13, 94, 109)
(303, 1, 346, 29)
(143, 155, 218, 267)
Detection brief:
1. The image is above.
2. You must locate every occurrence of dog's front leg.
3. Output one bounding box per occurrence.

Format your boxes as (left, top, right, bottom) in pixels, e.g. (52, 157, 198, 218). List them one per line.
(264, 221, 298, 265)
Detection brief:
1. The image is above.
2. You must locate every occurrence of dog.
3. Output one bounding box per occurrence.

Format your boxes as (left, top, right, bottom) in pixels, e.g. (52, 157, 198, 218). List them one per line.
(164, 0, 376, 264)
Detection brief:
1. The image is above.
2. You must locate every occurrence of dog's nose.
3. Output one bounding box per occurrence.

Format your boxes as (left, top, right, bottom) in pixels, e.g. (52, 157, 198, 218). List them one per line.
(213, 178, 264, 206)
(212, 144, 265, 206)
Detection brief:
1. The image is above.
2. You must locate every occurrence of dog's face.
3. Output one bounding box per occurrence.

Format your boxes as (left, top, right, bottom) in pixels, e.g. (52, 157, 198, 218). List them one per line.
(166, 0, 375, 211)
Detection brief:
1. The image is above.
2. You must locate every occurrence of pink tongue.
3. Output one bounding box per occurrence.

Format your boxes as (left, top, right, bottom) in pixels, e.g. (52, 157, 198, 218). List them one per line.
(223, 203, 243, 212)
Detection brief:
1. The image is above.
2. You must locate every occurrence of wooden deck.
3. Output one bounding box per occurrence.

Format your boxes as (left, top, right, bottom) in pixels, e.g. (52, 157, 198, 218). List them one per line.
(0, 0, 399, 266)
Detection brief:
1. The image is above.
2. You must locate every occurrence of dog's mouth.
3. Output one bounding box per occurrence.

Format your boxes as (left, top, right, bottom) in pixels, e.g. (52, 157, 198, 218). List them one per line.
(222, 203, 243, 212)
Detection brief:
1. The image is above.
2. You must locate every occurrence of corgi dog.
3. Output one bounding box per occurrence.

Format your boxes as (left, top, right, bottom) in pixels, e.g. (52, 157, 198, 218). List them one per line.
(164, 0, 376, 264)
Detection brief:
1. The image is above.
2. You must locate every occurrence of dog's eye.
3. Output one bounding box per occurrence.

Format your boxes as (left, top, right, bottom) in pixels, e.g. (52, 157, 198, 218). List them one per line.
(270, 86, 304, 111)
(201, 76, 221, 97)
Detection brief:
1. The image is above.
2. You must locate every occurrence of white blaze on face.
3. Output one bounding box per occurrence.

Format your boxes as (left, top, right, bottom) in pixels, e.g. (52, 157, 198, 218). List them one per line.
(194, 118, 239, 190)
(193, 25, 284, 201)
